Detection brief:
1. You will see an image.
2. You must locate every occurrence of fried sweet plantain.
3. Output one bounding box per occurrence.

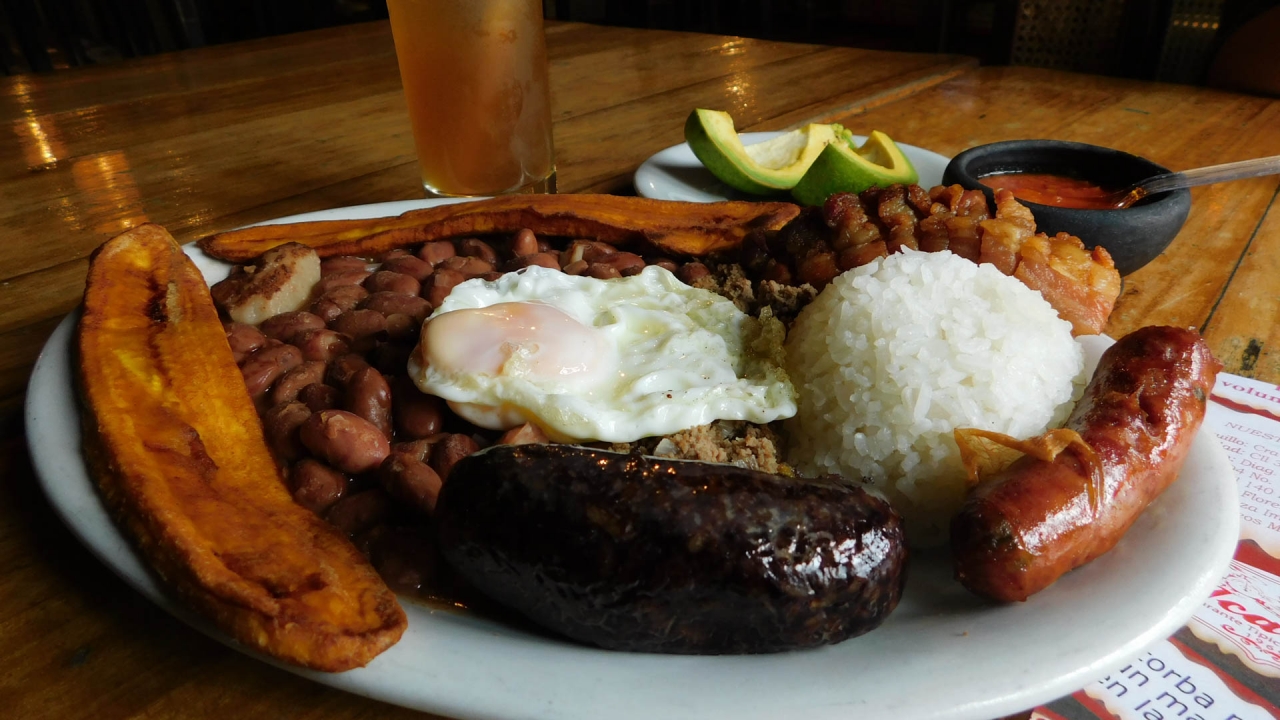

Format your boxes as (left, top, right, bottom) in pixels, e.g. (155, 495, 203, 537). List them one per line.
(78, 224, 406, 671)
(198, 194, 801, 261)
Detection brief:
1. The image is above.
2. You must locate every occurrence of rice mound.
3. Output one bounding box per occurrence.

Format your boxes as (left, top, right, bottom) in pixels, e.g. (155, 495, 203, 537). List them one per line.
(784, 249, 1085, 545)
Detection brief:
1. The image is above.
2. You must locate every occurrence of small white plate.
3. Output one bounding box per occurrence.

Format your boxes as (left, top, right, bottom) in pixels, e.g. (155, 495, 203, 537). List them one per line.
(27, 201, 1238, 720)
(634, 132, 951, 202)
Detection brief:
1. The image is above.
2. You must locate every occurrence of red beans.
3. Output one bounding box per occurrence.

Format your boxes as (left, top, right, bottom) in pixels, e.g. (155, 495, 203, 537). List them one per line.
(424, 268, 466, 307)
(320, 256, 371, 275)
(559, 241, 586, 267)
(271, 360, 327, 405)
(298, 382, 339, 412)
(606, 252, 646, 277)
(344, 366, 393, 439)
(369, 527, 437, 593)
(290, 459, 348, 514)
(295, 328, 351, 362)
(510, 228, 538, 257)
(392, 376, 445, 439)
(676, 262, 711, 285)
(561, 248, 648, 278)
(262, 401, 312, 462)
(310, 285, 368, 322)
(299, 410, 391, 474)
(260, 311, 326, 345)
(326, 353, 371, 388)
(372, 342, 413, 376)
(392, 435, 448, 464)
(230, 230, 791, 565)
(560, 240, 616, 267)
(379, 452, 443, 515)
(380, 255, 433, 282)
(430, 434, 480, 480)
(359, 292, 431, 322)
(458, 238, 499, 266)
(377, 248, 410, 262)
(364, 270, 421, 297)
(441, 255, 494, 279)
(586, 263, 621, 279)
(505, 252, 561, 272)
(328, 309, 387, 349)
(240, 342, 303, 398)
(325, 489, 392, 537)
(313, 269, 372, 296)
(384, 313, 418, 341)
(417, 241, 456, 266)
(224, 322, 266, 364)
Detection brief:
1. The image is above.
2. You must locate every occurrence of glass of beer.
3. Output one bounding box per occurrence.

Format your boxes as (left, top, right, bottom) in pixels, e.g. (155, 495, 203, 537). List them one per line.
(386, 0, 556, 197)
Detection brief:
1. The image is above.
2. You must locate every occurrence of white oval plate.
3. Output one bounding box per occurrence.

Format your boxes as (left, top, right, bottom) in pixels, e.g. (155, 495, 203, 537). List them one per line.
(634, 132, 950, 201)
(27, 200, 1237, 720)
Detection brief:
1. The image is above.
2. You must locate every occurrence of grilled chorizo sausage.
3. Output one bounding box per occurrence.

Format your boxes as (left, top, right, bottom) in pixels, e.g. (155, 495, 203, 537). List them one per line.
(951, 326, 1221, 602)
(435, 444, 907, 654)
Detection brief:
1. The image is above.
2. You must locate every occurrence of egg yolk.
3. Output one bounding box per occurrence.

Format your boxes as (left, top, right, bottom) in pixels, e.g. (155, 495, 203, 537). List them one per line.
(419, 301, 617, 430)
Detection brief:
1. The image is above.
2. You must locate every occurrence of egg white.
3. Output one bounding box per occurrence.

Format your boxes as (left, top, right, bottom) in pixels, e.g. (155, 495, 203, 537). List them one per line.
(408, 265, 796, 442)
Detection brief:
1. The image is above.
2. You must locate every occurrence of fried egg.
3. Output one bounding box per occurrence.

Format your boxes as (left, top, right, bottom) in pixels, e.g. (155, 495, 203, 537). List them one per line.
(408, 265, 796, 442)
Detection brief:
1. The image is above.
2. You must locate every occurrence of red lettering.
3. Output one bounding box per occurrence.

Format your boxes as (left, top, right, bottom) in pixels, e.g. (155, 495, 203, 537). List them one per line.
(1243, 614, 1280, 634)
(1219, 600, 1249, 614)
(1215, 599, 1280, 633)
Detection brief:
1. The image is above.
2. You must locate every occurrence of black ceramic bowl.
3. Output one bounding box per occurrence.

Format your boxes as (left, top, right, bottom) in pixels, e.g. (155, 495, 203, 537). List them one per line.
(942, 140, 1191, 275)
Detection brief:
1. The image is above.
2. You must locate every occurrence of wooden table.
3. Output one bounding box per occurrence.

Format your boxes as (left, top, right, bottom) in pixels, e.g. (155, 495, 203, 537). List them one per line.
(1, 18, 1276, 720)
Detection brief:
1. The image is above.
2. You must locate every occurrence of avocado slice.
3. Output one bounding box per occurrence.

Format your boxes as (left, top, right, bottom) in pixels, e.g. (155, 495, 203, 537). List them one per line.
(790, 130, 919, 206)
(684, 109, 841, 195)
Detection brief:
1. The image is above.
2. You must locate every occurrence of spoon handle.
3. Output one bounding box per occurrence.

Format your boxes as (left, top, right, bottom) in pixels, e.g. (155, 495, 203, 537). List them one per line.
(1141, 154, 1280, 195)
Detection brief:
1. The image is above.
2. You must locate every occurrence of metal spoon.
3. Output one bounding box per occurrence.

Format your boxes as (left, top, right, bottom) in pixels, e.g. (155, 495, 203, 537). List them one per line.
(1108, 154, 1280, 208)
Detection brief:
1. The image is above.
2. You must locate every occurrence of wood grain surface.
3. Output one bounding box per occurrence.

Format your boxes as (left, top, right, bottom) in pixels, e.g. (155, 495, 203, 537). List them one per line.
(1, 17, 1275, 720)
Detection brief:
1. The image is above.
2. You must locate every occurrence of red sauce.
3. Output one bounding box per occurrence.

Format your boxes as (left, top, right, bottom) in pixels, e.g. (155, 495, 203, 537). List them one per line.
(979, 172, 1117, 209)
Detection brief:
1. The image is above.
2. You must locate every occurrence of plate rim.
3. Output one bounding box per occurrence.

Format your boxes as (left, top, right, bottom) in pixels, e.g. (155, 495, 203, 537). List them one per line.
(26, 198, 1240, 720)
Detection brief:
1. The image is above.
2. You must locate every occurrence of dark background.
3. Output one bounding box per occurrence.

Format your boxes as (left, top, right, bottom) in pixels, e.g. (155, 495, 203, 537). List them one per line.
(1, 0, 1275, 87)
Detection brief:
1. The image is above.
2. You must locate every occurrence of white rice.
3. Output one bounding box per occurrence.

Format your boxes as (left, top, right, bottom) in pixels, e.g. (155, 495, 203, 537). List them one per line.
(784, 249, 1085, 545)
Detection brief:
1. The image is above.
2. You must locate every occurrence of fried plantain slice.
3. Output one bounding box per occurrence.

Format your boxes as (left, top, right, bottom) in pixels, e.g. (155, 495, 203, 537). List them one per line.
(199, 194, 801, 262)
(78, 224, 406, 672)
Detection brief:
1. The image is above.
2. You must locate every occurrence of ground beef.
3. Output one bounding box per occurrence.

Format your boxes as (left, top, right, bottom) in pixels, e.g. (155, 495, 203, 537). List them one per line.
(690, 261, 818, 323)
(755, 279, 817, 325)
(691, 263, 755, 313)
(604, 420, 791, 475)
